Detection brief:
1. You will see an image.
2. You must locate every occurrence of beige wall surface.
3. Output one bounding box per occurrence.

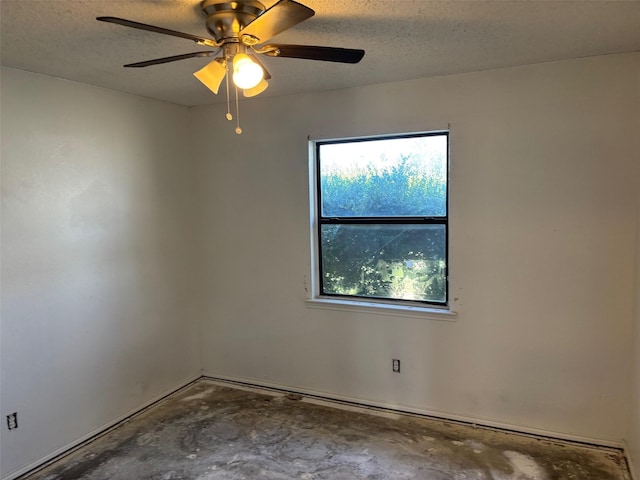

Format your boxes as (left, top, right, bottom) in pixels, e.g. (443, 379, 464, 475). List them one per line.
(0, 68, 201, 478)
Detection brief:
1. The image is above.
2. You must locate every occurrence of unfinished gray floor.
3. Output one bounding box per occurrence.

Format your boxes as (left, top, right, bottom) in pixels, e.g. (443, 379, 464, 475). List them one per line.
(23, 380, 630, 480)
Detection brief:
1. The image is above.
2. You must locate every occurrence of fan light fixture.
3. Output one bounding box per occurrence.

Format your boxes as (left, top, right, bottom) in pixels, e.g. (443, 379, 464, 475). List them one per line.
(192, 49, 270, 134)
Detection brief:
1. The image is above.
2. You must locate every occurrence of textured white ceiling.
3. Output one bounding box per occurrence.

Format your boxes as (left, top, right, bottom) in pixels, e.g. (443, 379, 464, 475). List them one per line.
(2, 0, 639, 107)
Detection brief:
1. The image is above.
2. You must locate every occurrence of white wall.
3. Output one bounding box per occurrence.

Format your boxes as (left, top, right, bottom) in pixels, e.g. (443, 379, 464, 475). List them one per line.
(192, 53, 639, 445)
(0, 68, 201, 478)
(2, 53, 638, 478)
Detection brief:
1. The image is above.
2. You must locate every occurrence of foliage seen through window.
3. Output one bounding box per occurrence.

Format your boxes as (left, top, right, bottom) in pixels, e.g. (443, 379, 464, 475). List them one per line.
(317, 133, 448, 305)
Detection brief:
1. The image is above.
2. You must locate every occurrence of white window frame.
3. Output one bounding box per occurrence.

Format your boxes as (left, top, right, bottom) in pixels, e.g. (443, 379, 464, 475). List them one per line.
(306, 131, 456, 321)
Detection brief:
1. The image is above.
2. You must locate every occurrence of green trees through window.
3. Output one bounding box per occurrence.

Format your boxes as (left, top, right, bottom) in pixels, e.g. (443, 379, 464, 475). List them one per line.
(316, 133, 448, 304)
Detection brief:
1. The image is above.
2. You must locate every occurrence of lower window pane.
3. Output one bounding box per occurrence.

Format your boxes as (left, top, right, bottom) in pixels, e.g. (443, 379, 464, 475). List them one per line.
(320, 224, 446, 303)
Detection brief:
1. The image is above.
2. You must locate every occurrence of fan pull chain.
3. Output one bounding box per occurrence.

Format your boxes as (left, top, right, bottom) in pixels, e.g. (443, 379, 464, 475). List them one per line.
(234, 85, 242, 135)
(225, 62, 232, 121)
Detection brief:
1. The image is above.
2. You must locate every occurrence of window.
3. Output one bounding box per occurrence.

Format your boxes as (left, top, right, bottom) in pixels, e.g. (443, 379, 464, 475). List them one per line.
(313, 132, 448, 307)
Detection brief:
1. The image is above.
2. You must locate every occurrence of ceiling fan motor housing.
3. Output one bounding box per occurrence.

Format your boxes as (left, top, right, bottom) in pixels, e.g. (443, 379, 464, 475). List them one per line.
(201, 1, 265, 43)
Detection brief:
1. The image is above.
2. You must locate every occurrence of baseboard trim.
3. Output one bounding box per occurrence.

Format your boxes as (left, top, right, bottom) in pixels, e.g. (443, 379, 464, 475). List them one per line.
(4, 374, 201, 480)
(202, 372, 626, 452)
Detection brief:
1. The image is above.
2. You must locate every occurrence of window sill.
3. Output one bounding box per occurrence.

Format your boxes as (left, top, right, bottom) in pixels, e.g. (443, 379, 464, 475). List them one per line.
(305, 297, 457, 321)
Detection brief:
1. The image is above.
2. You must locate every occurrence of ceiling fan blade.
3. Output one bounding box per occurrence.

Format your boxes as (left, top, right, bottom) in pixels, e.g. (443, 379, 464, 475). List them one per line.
(97, 17, 218, 47)
(262, 44, 365, 64)
(249, 54, 272, 80)
(239, 0, 314, 45)
(124, 51, 220, 68)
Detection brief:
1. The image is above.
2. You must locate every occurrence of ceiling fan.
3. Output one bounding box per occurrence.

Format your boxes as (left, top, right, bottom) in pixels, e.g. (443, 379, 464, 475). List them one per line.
(97, 0, 365, 133)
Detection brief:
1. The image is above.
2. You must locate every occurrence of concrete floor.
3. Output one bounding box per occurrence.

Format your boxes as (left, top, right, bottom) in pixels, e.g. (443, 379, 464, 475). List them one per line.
(23, 380, 630, 480)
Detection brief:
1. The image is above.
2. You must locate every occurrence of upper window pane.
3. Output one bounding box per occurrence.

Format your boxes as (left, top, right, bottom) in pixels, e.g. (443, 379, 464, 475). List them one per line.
(319, 135, 447, 218)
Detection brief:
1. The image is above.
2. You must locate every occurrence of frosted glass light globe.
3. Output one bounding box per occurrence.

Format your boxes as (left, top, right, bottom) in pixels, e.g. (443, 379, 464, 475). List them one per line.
(232, 54, 264, 90)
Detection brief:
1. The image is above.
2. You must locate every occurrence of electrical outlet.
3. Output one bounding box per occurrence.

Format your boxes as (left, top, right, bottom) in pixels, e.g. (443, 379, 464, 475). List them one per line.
(392, 359, 401, 373)
(6, 412, 18, 430)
